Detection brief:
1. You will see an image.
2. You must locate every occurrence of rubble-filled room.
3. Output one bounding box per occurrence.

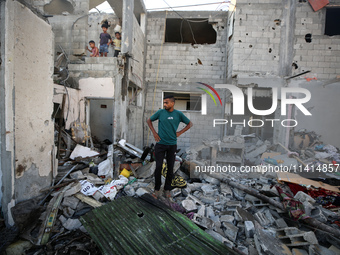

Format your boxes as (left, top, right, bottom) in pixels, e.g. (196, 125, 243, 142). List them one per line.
(1, 0, 340, 254)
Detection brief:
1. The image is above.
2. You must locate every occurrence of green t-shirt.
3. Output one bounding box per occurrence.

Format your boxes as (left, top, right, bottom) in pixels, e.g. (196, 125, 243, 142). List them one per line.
(150, 109, 190, 145)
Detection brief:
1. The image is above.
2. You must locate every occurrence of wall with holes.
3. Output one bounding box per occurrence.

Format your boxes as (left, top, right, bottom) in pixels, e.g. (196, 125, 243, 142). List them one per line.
(232, 0, 283, 75)
(143, 11, 230, 151)
(292, 0, 340, 80)
(145, 11, 229, 85)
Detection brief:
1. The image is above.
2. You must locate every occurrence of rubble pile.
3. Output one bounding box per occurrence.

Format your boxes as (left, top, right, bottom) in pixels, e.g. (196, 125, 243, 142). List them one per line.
(1, 129, 340, 255)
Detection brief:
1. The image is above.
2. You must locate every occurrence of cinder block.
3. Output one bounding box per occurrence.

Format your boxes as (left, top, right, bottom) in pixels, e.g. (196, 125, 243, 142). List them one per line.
(245, 221, 255, 238)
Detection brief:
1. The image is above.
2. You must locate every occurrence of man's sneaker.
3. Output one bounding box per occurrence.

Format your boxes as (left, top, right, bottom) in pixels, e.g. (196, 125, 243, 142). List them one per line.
(152, 190, 162, 199)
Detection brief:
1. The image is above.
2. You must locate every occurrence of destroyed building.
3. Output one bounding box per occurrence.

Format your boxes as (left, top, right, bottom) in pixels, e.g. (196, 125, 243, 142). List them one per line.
(232, 0, 340, 146)
(0, 0, 340, 254)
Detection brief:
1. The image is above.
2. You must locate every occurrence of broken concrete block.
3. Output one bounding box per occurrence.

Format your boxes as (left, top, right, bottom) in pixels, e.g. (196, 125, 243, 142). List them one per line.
(264, 209, 275, 225)
(328, 245, 340, 255)
(206, 206, 215, 218)
(236, 207, 255, 222)
(310, 207, 327, 223)
(187, 182, 204, 191)
(201, 184, 216, 196)
(254, 210, 274, 227)
(170, 188, 182, 197)
(222, 222, 238, 242)
(213, 201, 223, 210)
(302, 201, 314, 216)
(70, 170, 86, 179)
(202, 174, 220, 185)
(205, 229, 234, 248)
(237, 246, 249, 255)
(181, 199, 197, 213)
(62, 218, 82, 231)
(197, 205, 205, 217)
(245, 221, 255, 238)
(275, 218, 288, 228)
(276, 228, 318, 247)
(63, 182, 82, 197)
(292, 248, 308, 255)
(226, 201, 242, 212)
(62, 196, 79, 210)
(135, 187, 150, 197)
(199, 195, 216, 205)
(70, 144, 100, 160)
(294, 191, 315, 204)
(59, 215, 67, 225)
(232, 188, 246, 200)
(210, 215, 220, 223)
(245, 194, 269, 207)
(309, 244, 337, 255)
(220, 215, 234, 223)
(245, 143, 267, 160)
(262, 184, 280, 197)
(187, 194, 204, 206)
(233, 209, 243, 222)
(220, 183, 233, 197)
(182, 187, 191, 196)
(63, 207, 75, 218)
(254, 222, 292, 255)
(192, 214, 214, 229)
(245, 144, 256, 153)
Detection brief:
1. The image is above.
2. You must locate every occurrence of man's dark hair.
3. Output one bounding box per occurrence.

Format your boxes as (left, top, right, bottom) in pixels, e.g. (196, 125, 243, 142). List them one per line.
(89, 40, 95, 44)
(101, 23, 109, 29)
(164, 95, 175, 102)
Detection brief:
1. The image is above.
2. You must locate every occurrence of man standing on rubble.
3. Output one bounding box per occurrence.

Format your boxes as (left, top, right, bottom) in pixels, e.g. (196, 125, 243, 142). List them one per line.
(147, 95, 193, 200)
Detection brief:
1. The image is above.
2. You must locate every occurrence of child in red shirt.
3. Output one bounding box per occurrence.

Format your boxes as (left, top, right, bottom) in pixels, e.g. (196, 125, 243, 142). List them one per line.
(86, 40, 99, 57)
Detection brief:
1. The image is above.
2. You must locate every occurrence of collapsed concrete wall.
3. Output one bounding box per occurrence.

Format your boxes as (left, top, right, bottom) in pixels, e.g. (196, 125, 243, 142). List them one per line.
(232, 0, 340, 147)
(0, 0, 55, 224)
(144, 11, 229, 151)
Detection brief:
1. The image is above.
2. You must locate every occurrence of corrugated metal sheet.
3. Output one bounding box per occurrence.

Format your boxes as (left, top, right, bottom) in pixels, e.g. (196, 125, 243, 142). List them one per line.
(81, 196, 235, 255)
(308, 0, 329, 12)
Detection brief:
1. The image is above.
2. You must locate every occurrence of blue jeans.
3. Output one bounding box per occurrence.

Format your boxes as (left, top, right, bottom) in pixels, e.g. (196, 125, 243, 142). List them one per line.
(99, 44, 109, 53)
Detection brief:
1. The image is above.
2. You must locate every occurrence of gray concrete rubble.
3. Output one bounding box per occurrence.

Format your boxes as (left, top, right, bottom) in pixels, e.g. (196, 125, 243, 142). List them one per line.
(4, 130, 340, 254)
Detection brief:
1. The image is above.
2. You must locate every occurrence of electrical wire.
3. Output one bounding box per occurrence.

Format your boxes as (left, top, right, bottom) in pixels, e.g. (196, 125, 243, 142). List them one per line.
(147, 1, 228, 11)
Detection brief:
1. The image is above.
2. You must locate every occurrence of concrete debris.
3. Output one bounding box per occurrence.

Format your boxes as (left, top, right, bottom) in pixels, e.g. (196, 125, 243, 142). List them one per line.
(5, 133, 340, 254)
(222, 222, 238, 242)
(62, 196, 79, 210)
(70, 144, 100, 160)
(181, 199, 198, 213)
(245, 221, 255, 238)
(192, 214, 214, 229)
(62, 218, 82, 231)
